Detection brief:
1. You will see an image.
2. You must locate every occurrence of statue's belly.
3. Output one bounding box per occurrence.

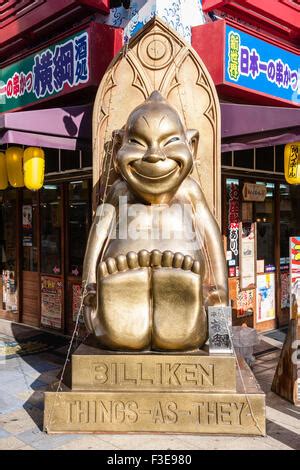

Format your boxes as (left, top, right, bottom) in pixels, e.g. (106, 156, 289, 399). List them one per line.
(103, 205, 202, 260)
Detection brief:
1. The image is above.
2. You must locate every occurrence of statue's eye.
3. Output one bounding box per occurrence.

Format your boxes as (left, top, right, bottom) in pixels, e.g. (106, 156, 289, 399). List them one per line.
(165, 136, 180, 146)
(129, 138, 144, 146)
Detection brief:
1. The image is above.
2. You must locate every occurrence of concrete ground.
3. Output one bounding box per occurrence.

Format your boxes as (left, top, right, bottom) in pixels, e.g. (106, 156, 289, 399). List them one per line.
(0, 319, 299, 450)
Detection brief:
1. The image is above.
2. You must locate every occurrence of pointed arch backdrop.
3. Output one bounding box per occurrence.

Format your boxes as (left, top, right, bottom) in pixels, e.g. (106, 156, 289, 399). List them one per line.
(92, 17, 221, 224)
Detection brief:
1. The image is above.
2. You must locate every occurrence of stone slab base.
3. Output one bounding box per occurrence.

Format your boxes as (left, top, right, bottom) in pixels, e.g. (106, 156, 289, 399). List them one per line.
(44, 349, 265, 436)
(44, 390, 265, 435)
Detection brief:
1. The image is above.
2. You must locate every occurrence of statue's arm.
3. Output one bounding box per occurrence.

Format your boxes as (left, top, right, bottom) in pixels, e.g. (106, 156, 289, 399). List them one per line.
(187, 178, 229, 307)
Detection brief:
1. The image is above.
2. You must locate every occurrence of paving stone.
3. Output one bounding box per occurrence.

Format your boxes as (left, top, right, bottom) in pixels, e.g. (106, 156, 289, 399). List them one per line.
(0, 436, 26, 450)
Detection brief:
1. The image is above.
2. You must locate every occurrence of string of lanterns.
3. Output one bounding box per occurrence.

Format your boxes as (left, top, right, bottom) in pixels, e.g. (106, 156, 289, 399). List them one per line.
(0, 146, 45, 190)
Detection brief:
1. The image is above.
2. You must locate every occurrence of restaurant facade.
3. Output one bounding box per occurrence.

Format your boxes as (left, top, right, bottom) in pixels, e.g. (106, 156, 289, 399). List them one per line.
(0, 0, 299, 335)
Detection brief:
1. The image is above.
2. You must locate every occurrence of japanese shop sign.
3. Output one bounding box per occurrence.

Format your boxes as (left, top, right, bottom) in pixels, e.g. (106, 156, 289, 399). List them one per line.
(242, 183, 267, 202)
(284, 143, 300, 185)
(227, 181, 239, 277)
(0, 30, 89, 112)
(225, 25, 300, 105)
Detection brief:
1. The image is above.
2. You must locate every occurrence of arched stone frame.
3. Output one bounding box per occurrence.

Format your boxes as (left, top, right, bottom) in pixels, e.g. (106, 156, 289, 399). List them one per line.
(92, 17, 221, 224)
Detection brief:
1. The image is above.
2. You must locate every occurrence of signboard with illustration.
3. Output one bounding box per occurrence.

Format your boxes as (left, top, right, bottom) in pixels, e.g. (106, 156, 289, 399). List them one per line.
(290, 237, 300, 318)
(41, 276, 62, 329)
(226, 24, 300, 105)
(256, 273, 276, 323)
(0, 30, 88, 113)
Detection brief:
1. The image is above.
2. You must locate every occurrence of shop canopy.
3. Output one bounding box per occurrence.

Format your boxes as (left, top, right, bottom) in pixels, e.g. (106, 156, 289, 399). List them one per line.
(1, 103, 300, 152)
(0, 105, 92, 151)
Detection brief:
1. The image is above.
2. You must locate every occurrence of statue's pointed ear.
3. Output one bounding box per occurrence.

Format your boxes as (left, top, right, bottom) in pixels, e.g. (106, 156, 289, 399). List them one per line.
(112, 129, 125, 173)
(186, 129, 199, 159)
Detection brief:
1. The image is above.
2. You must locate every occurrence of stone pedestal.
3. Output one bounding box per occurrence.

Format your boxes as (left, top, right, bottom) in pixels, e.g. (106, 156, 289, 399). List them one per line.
(44, 345, 266, 435)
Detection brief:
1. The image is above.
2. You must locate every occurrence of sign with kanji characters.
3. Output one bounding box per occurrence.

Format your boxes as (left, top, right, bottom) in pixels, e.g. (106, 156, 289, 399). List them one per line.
(225, 25, 300, 105)
(0, 30, 89, 112)
(0, 24, 122, 113)
(284, 143, 300, 184)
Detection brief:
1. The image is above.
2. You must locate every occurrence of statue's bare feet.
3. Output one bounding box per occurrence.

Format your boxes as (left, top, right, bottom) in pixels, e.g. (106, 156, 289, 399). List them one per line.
(151, 251, 206, 351)
(96, 250, 206, 351)
(98, 251, 151, 350)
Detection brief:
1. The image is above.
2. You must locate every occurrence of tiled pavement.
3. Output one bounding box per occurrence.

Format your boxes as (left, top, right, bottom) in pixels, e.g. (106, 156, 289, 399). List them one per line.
(0, 320, 299, 450)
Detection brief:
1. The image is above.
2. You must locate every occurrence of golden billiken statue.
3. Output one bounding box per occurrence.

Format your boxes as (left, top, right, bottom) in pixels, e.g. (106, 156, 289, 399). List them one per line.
(82, 92, 228, 352)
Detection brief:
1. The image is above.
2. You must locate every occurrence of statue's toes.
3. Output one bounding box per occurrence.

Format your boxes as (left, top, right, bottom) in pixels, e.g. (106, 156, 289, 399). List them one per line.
(96, 253, 151, 350)
(152, 254, 207, 351)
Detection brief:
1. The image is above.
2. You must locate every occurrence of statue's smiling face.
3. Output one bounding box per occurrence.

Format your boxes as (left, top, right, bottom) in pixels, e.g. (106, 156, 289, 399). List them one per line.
(115, 94, 196, 203)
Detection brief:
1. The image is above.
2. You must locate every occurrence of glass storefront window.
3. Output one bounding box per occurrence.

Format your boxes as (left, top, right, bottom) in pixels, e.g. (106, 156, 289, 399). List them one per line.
(254, 182, 275, 268)
(22, 190, 38, 271)
(280, 184, 300, 259)
(0, 189, 17, 272)
(40, 185, 62, 275)
(68, 180, 90, 276)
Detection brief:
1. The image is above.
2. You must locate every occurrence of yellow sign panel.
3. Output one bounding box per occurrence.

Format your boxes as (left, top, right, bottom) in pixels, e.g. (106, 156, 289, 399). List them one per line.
(284, 143, 300, 184)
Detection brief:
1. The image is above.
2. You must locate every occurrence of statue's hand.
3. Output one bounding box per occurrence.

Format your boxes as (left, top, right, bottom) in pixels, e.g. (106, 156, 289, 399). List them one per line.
(82, 283, 97, 308)
(205, 289, 228, 309)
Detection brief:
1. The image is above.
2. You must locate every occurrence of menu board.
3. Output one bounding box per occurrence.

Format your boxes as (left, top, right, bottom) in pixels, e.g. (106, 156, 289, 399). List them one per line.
(41, 276, 62, 329)
(239, 222, 256, 290)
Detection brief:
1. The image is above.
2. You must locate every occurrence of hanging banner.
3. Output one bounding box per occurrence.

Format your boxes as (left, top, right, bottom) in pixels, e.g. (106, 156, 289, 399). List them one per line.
(284, 143, 300, 185)
(41, 276, 62, 329)
(290, 236, 300, 319)
(256, 273, 276, 323)
(239, 222, 256, 290)
(227, 181, 239, 277)
(22, 205, 33, 247)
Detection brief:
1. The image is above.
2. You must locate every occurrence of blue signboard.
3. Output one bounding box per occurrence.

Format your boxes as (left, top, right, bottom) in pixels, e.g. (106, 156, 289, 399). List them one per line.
(225, 25, 300, 105)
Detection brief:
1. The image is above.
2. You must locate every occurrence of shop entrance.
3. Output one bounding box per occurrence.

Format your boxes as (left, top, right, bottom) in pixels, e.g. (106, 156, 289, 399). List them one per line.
(222, 145, 300, 332)
(0, 147, 93, 334)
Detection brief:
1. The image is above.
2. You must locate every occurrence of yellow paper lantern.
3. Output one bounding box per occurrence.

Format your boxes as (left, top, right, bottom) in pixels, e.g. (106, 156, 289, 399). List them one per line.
(6, 147, 24, 187)
(23, 147, 45, 191)
(0, 152, 8, 190)
(284, 143, 300, 185)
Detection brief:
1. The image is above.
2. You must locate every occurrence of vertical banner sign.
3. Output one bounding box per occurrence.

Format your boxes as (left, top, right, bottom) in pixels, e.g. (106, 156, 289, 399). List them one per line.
(290, 237, 300, 319)
(225, 25, 300, 105)
(227, 182, 239, 277)
(256, 273, 276, 323)
(239, 222, 256, 290)
(41, 276, 62, 329)
(284, 143, 300, 185)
